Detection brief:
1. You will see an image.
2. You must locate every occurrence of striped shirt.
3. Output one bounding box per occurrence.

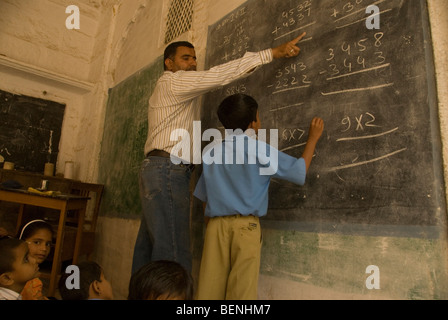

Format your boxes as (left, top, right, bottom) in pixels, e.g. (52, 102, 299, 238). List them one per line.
(144, 49, 273, 163)
(0, 287, 22, 300)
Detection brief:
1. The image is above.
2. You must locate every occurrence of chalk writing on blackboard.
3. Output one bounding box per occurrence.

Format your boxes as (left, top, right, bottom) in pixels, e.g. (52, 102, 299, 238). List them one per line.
(202, 0, 443, 228)
(0, 89, 65, 173)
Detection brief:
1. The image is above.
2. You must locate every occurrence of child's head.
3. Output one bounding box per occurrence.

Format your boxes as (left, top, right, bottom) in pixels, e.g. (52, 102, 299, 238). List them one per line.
(0, 237, 39, 293)
(58, 261, 113, 300)
(18, 220, 54, 265)
(128, 260, 194, 300)
(217, 93, 261, 133)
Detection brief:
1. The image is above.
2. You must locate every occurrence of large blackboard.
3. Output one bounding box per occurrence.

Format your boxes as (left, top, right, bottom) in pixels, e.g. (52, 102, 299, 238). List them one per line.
(201, 0, 445, 228)
(0, 89, 65, 172)
(98, 57, 164, 218)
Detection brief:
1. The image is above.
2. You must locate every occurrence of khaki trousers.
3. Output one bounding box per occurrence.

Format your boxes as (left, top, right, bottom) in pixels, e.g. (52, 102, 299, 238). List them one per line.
(196, 214, 262, 300)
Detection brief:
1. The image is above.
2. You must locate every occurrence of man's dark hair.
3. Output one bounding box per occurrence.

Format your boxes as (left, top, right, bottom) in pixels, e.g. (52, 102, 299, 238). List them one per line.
(0, 237, 24, 274)
(128, 260, 194, 300)
(217, 93, 259, 131)
(164, 41, 195, 70)
(58, 261, 103, 300)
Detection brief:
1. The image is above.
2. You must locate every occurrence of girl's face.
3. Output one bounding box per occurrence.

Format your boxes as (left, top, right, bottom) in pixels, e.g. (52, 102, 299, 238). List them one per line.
(25, 229, 53, 264)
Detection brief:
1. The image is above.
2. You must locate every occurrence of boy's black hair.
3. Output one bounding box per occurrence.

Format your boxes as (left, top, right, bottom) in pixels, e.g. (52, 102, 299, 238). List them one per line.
(217, 93, 258, 131)
(0, 237, 25, 274)
(128, 260, 194, 300)
(164, 41, 195, 70)
(58, 261, 103, 300)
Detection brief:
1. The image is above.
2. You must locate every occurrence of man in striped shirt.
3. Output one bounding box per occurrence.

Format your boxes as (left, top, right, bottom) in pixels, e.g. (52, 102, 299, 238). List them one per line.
(132, 32, 307, 275)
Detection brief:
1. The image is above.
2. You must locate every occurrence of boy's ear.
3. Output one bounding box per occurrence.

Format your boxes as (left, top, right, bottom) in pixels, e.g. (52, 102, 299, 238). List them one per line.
(91, 280, 102, 296)
(0, 272, 14, 287)
(247, 120, 256, 130)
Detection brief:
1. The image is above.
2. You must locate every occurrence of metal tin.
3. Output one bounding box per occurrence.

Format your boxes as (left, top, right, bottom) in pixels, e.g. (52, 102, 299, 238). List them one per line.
(40, 180, 48, 191)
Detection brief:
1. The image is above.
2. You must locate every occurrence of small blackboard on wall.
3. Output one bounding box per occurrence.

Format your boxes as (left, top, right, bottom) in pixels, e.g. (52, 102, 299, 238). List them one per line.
(0, 89, 65, 173)
(201, 0, 445, 230)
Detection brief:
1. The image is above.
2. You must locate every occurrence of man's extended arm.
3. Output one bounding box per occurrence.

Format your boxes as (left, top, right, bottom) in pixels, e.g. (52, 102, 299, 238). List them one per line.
(170, 32, 308, 101)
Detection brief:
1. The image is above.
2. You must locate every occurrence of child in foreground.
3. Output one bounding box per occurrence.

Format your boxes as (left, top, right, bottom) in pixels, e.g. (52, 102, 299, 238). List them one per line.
(58, 260, 114, 300)
(194, 93, 324, 300)
(0, 237, 39, 300)
(128, 260, 194, 300)
(18, 219, 54, 300)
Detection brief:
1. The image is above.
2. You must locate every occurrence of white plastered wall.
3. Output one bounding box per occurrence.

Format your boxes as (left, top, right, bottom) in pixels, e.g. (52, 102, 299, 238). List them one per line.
(0, 0, 446, 300)
(94, 0, 448, 299)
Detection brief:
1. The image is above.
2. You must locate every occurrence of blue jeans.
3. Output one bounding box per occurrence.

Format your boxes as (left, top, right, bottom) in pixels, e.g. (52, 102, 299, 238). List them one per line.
(131, 156, 193, 275)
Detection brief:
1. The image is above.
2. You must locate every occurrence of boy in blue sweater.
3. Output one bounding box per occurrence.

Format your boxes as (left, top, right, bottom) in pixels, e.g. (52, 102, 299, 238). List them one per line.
(194, 93, 324, 300)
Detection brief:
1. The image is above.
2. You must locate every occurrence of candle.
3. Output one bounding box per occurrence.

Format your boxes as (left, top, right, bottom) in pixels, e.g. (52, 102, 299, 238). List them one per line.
(3, 162, 14, 170)
(64, 161, 74, 179)
(44, 163, 54, 176)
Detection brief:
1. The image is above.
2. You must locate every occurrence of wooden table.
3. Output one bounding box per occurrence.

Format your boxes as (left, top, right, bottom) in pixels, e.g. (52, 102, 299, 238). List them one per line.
(0, 188, 89, 297)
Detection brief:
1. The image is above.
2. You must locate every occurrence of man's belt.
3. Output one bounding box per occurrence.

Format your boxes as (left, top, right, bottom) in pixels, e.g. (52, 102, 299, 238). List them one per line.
(147, 149, 195, 171)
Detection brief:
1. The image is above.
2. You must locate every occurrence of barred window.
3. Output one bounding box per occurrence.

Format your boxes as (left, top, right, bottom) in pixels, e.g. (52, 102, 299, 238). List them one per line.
(164, 0, 194, 44)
